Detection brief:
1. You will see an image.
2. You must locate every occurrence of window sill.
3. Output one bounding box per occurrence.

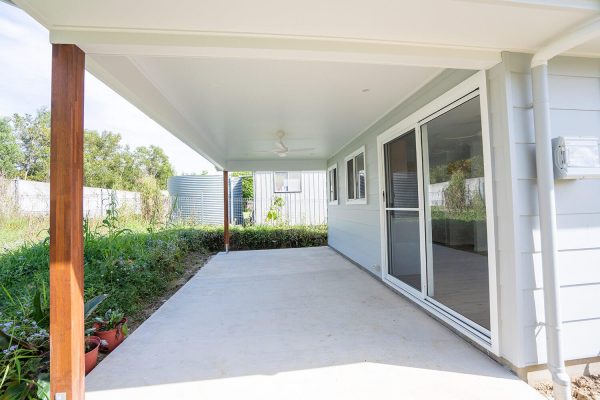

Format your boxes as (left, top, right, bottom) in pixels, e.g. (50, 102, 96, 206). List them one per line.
(346, 199, 367, 205)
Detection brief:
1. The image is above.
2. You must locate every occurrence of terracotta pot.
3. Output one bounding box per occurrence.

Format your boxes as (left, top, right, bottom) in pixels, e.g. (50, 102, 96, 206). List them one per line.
(94, 318, 128, 353)
(85, 336, 101, 375)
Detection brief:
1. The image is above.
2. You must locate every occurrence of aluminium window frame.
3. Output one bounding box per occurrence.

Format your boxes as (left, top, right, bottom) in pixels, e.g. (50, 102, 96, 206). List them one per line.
(345, 145, 367, 205)
(327, 163, 339, 205)
(273, 171, 302, 193)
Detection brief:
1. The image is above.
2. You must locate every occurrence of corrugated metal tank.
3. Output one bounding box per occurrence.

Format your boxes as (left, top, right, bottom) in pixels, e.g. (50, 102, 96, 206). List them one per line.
(167, 175, 242, 225)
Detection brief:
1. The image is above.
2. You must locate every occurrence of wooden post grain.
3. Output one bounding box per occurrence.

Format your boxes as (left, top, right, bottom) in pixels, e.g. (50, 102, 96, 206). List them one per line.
(224, 170, 230, 252)
(50, 44, 85, 400)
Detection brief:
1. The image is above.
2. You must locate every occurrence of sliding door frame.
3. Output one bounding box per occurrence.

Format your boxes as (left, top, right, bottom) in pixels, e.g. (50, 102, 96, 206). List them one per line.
(376, 71, 499, 354)
(379, 128, 428, 300)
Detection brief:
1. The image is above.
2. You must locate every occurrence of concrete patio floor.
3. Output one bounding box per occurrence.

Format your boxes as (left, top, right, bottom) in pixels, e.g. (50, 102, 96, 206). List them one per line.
(86, 246, 543, 400)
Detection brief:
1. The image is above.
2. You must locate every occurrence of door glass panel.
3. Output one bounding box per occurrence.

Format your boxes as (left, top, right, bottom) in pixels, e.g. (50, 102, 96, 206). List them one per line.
(384, 130, 421, 291)
(385, 131, 418, 209)
(387, 211, 421, 290)
(422, 95, 490, 331)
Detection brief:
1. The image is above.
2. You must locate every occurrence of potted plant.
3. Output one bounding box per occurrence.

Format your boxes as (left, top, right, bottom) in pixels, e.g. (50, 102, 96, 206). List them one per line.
(93, 309, 129, 353)
(84, 336, 102, 375)
(83, 294, 108, 374)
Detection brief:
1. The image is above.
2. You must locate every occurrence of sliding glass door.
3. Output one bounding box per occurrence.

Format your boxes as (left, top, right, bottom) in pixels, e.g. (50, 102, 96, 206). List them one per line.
(382, 90, 491, 335)
(421, 94, 490, 332)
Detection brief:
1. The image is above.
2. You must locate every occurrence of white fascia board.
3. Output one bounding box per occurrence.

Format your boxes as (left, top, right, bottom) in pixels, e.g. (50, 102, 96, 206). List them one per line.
(225, 159, 326, 172)
(50, 29, 502, 70)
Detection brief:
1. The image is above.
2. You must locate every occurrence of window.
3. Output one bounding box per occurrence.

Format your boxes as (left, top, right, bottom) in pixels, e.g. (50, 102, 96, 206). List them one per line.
(345, 146, 367, 204)
(328, 164, 338, 205)
(273, 171, 302, 193)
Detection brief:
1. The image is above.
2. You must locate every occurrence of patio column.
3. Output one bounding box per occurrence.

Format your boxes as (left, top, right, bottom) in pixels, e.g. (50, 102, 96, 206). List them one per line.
(224, 170, 230, 252)
(49, 44, 85, 400)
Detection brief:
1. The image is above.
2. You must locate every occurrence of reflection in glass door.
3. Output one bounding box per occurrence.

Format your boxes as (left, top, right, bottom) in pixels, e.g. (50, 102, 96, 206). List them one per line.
(384, 130, 422, 292)
(421, 94, 490, 332)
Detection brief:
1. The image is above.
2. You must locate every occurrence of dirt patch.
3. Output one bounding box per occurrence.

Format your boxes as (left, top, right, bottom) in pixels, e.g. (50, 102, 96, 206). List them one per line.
(96, 251, 212, 362)
(535, 375, 600, 400)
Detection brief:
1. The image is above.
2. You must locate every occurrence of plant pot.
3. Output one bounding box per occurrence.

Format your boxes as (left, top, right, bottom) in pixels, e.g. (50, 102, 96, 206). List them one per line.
(85, 336, 101, 375)
(94, 318, 128, 353)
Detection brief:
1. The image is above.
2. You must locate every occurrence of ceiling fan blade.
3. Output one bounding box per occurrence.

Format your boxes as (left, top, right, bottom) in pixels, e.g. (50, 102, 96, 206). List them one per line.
(275, 140, 287, 151)
(287, 148, 316, 152)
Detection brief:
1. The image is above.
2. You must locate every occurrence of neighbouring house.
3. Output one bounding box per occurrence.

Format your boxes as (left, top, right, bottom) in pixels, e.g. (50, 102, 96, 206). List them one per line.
(253, 171, 327, 225)
(11, 0, 600, 398)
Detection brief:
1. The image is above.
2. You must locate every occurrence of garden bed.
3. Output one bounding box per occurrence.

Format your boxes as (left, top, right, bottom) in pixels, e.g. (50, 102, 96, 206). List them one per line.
(535, 375, 600, 400)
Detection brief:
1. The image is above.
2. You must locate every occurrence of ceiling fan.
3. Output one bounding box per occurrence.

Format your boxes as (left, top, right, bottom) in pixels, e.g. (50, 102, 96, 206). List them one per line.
(263, 130, 315, 157)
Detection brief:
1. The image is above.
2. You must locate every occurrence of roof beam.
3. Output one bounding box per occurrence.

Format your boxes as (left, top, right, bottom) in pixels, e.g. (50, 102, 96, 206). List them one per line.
(50, 28, 501, 70)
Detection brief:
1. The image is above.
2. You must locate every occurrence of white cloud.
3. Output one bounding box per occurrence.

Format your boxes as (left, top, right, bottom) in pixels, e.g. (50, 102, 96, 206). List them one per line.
(0, 2, 215, 175)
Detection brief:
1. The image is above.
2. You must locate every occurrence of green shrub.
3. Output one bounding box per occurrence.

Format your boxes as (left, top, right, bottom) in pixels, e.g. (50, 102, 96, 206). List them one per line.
(171, 225, 327, 252)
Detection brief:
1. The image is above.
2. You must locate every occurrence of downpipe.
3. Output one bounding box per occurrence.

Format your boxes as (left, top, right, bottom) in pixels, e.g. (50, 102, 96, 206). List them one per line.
(530, 63, 571, 400)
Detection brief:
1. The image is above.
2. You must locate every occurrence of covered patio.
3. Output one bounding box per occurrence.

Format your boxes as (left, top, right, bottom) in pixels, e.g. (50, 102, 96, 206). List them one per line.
(86, 247, 542, 399)
(9, 1, 600, 398)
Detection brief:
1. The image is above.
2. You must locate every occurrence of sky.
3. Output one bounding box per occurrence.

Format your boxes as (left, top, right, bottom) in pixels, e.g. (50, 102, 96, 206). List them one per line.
(0, 2, 217, 175)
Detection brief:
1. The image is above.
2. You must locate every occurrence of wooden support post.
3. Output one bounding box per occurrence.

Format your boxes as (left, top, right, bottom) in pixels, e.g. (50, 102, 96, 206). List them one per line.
(224, 170, 230, 252)
(50, 44, 85, 400)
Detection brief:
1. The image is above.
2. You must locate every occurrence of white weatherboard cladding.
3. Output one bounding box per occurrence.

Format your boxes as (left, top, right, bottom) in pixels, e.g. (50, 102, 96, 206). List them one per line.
(494, 53, 600, 367)
(327, 70, 476, 275)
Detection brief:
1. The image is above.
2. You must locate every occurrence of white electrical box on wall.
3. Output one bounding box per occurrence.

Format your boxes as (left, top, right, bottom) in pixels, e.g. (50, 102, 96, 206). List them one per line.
(552, 136, 600, 179)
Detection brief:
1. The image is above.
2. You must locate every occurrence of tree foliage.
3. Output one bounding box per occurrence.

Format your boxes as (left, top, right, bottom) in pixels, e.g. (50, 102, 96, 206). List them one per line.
(1, 108, 176, 190)
(230, 171, 254, 199)
(84, 130, 127, 189)
(0, 118, 22, 179)
(134, 145, 174, 190)
(11, 108, 50, 181)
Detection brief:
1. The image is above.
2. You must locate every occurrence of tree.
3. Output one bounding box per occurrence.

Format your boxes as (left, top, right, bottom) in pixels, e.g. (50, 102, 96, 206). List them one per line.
(120, 145, 142, 191)
(4, 107, 177, 191)
(0, 118, 23, 178)
(12, 108, 51, 181)
(84, 130, 127, 188)
(134, 145, 174, 189)
(231, 171, 254, 199)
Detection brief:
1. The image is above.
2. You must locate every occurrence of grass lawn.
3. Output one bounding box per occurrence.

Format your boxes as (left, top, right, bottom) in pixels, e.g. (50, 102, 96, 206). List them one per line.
(0, 215, 48, 251)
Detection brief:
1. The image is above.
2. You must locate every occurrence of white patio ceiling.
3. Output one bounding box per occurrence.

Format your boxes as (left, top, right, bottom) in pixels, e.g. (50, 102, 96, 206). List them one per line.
(13, 0, 600, 170)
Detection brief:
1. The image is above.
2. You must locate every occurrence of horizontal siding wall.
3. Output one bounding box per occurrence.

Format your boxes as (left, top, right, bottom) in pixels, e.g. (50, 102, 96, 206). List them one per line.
(326, 69, 476, 275)
(505, 53, 600, 365)
(253, 171, 327, 225)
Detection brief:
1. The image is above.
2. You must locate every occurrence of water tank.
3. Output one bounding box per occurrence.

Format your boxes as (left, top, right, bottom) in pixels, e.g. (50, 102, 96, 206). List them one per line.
(167, 175, 242, 225)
